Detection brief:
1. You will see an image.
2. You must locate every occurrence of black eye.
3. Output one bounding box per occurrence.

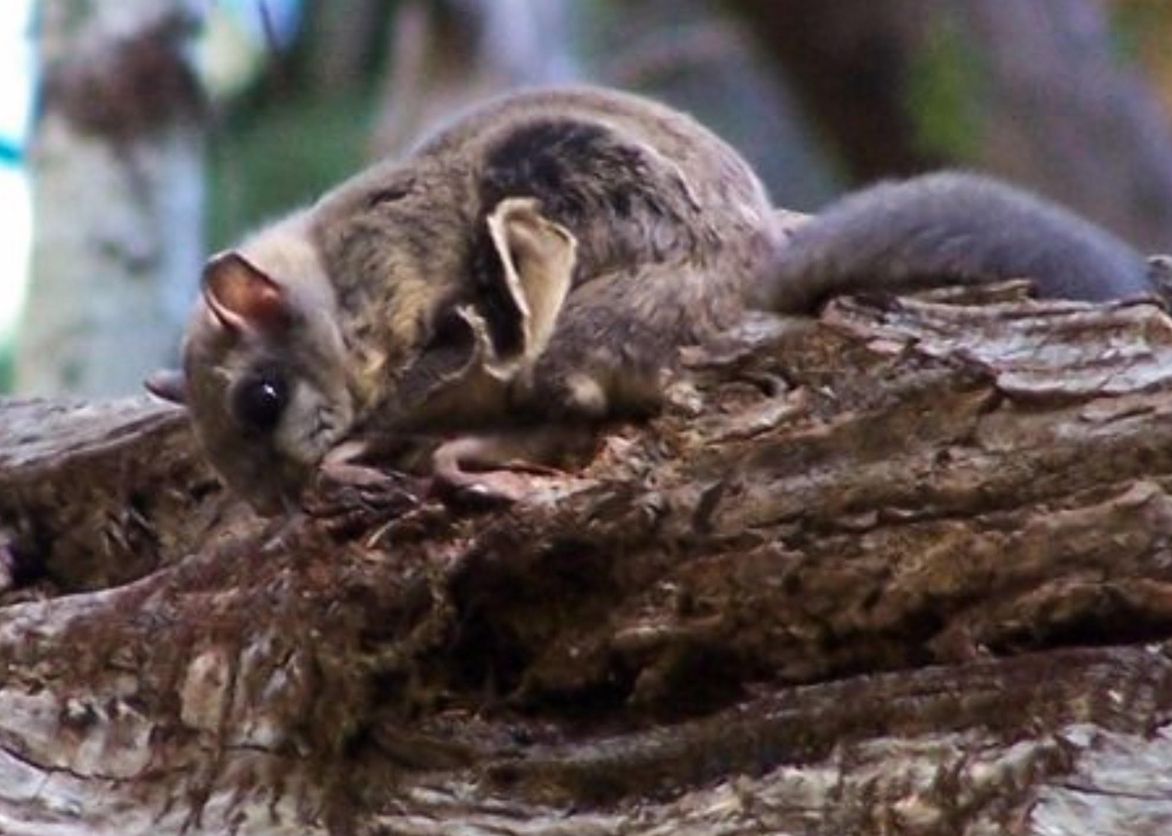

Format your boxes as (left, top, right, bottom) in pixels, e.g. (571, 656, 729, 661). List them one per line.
(232, 371, 289, 432)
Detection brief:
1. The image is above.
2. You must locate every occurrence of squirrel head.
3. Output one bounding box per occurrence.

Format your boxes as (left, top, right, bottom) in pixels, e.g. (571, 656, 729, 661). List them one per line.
(148, 214, 356, 514)
(185, 253, 355, 514)
(148, 198, 576, 516)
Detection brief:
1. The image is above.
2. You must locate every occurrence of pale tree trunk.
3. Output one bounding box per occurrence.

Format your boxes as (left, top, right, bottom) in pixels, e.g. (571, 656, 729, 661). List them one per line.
(4, 283, 1172, 832)
(16, 1, 205, 396)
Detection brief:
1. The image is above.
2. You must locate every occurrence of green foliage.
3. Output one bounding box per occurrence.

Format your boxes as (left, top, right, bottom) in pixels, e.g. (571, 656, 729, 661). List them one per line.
(207, 90, 376, 250)
(0, 339, 11, 394)
(1109, 1, 1171, 67)
(903, 18, 986, 162)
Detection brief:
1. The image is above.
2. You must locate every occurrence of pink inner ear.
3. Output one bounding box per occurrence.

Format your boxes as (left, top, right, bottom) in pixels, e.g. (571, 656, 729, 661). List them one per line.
(202, 252, 290, 334)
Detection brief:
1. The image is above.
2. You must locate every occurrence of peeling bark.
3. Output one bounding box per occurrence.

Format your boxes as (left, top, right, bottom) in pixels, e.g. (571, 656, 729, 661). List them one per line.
(4, 288, 1172, 833)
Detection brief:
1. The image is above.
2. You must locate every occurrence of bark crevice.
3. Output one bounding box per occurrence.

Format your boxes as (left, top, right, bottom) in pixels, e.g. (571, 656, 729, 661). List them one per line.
(3, 289, 1172, 833)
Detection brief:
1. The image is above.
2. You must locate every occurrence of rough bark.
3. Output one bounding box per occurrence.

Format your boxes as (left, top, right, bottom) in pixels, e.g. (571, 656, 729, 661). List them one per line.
(4, 286, 1172, 833)
(16, 1, 205, 396)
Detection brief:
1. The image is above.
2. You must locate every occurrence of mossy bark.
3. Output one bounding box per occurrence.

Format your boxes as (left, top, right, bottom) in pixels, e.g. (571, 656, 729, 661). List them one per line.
(3, 288, 1172, 833)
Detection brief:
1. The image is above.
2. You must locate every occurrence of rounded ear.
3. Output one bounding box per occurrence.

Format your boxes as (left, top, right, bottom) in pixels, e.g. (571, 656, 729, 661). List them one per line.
(483, 197, 577, 367)
(202, 252, 290, 335)
(144, 368, 188, 405)
(397, 203, 576, 410)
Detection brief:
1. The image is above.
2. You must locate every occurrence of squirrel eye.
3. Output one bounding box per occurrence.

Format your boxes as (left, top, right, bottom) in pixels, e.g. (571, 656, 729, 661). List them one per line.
(232, 372, 289, 432)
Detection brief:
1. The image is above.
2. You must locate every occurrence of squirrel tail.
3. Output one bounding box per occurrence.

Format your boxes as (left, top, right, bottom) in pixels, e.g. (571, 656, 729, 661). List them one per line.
(755, 171, 1152, 314)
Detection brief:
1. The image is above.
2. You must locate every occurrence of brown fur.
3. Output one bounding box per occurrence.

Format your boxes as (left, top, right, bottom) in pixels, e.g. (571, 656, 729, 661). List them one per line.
(174, 86, 775, 511)
(170, 88, 1164, 514)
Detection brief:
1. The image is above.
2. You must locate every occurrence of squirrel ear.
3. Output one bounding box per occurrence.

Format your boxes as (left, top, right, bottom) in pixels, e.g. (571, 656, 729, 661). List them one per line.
(483, 197, 576, 367)
(397, 201, 576, 409)
(201, 252, 290, 335)
(144, 368, 187, 405)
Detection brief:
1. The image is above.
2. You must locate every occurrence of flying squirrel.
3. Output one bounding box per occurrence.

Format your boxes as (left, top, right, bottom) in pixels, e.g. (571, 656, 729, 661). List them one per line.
(147, 86, 1172, 514)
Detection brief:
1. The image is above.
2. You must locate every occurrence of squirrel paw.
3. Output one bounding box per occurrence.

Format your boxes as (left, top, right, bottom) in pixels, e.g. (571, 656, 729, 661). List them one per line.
(305, 452, 422, 534)
(429, 436, 565, 509)
(431, 468, 531, 508)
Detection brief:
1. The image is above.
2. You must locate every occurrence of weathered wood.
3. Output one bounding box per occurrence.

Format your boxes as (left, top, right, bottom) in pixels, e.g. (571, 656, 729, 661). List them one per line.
(3, 290, 1172, 833)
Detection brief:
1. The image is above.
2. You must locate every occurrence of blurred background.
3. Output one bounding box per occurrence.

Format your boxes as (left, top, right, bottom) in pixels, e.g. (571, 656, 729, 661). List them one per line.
(4, 0, 1172, 396)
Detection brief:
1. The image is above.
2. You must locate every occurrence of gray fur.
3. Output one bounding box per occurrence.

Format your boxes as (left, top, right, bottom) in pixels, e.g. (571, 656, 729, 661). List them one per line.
(759, 171, 1154, 313)
(306, 86, 776, 431)
(170, 86, 1166, 514)
(174, 86, 776, 511)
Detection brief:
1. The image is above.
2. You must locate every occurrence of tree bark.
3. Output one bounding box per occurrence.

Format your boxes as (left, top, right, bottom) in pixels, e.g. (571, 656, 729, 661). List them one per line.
(4, 285, 1172, 833)
(16, 1, 205, 397)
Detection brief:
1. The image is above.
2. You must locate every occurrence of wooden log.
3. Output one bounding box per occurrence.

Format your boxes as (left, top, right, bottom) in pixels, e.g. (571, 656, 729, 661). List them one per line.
(3, 288, 1172, 833)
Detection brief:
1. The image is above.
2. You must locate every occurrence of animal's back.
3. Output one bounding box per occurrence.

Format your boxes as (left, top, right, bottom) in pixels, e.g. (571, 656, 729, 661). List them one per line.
(311, 86, 777, 366)
(417, 86, 774, 282)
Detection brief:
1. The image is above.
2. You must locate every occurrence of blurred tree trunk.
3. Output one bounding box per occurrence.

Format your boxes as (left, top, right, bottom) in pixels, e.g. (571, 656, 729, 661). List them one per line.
(581, 0, 837, 209)
(734, 0, 1172, 248)
(1116, 0, 1172, 116)
(373, 0, 578, 156)
(302, 0, 389, 94)
(16, 1, 205, 396)
(374, 0, 837, 209)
